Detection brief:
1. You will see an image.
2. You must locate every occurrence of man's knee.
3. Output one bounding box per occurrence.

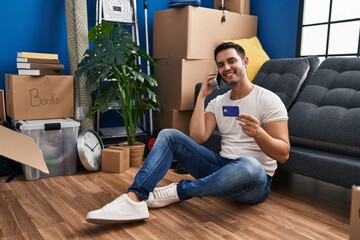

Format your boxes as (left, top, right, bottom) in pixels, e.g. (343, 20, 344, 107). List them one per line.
(158, 128, 184, 139)
(233, 156, 265, 179)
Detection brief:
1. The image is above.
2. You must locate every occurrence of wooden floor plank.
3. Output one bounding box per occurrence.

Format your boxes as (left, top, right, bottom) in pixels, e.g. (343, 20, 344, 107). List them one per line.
(0, 167, 351, 239)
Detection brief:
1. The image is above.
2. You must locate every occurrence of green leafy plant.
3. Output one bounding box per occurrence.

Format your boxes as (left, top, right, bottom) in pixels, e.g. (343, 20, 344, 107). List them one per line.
(75, 21, 159, 146)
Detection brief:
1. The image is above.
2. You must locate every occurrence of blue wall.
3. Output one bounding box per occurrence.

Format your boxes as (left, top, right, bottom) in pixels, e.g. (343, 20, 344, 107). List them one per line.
(251, 0, 300, 59)
(0, 0, 299, 91)
(0, 0, 68, 90)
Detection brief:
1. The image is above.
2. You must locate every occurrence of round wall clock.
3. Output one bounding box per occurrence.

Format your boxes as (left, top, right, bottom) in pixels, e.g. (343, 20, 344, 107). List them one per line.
(77, 130, 104, 171)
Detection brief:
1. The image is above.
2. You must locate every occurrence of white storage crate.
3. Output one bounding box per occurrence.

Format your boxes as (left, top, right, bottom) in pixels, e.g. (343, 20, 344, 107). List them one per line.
(15, 118, 80, 180)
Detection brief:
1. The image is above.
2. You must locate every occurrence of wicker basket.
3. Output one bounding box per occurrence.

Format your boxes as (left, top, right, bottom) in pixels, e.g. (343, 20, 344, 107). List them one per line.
(118, 141, 145, 167)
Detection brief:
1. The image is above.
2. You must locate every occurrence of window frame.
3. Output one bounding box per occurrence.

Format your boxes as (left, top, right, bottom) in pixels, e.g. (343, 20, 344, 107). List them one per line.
(296, 0, 360, 58)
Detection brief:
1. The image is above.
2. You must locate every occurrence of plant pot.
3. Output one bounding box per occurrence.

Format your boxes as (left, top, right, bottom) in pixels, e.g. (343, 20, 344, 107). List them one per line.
(118, 141, 145, 167)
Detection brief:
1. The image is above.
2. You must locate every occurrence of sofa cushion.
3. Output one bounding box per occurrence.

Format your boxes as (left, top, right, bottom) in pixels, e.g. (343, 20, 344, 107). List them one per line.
(252, 58, 310, 110)
(288, 57, 360, 157)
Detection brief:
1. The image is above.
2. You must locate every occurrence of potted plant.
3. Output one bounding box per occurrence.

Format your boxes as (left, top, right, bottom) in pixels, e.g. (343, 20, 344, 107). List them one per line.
(75, 21, 159, 166)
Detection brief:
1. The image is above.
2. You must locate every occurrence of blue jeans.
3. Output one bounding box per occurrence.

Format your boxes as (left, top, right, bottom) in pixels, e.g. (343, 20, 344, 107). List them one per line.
(128, 129, 272, 204)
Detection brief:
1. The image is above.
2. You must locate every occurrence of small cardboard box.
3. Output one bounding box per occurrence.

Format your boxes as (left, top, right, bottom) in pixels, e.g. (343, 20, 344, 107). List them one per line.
(0, 90, 5, 125)
(108, 146, 130, 161)
(350, 185, 360, 240)
(153, 6, 257, 59)
(5, 74, 74, 120)
(155, 59, 217, 111)
(153, 106, 193, 135)
(101, 147, 130, 173)
(214, 0, 250, 14)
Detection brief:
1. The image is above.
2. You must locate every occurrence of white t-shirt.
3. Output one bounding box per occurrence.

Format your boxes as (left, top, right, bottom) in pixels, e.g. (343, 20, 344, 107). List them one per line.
(205, 85, 288, 176)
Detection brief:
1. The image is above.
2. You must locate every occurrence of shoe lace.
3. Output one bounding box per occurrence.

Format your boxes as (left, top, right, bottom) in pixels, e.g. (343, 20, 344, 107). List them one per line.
(153, 185, 177, 200)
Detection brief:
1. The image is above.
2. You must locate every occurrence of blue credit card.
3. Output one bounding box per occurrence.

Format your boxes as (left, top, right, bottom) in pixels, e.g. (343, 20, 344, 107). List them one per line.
(222, 106, 240, 117)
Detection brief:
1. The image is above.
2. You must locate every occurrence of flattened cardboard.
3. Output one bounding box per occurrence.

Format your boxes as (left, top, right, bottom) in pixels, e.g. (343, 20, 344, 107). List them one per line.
(0, 90, 5, 124)
(350, 185, 360, 240)
(155, 59, 216, 110)
(153, 6, 257, 59)
(0, 125, 49, 174)
(5, 74, 74, 120)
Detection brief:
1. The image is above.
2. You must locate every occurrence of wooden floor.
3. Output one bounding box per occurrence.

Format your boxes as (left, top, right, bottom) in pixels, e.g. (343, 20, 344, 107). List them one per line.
(0, 167, 351, 240)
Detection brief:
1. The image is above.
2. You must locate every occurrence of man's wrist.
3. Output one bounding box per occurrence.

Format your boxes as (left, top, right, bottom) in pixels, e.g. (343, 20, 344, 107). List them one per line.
(253, 127, 262, 139)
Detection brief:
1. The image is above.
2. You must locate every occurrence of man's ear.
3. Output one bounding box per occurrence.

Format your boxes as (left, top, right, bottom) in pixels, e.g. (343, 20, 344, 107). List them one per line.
(243, 56, 249, 68)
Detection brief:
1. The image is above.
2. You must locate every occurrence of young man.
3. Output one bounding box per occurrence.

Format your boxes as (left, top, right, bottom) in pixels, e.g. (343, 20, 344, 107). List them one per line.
(86, 42, 290, 224)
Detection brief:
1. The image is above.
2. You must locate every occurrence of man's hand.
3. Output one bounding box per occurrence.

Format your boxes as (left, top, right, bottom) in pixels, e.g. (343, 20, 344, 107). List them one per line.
(236, 114, 261, 138)
(198, 70, 219, 98)
(237, 114, 290, 163)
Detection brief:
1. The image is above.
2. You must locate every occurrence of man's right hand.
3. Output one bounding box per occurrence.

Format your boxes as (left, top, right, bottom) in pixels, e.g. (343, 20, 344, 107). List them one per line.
(198, 70, 219, 98)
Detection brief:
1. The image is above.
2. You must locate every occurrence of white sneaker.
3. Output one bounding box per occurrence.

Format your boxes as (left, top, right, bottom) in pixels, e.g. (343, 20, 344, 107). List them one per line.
(86, 194, 149, 224)
(146, 183, 180, 208)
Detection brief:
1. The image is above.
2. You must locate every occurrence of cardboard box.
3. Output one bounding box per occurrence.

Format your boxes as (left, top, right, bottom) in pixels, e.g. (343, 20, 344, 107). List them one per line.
(153, 6, 257, 59)
(108, 146, 131, 162)
(5, 74, 74, 120)
(0, 90, 5, 125)
(101, 147, 130, 173)
(0, 125, 49, 175)
(214, 0, 250, 14)
(15, 118, 80, 180)
(153, 106, 193, 135)
(350, 185, 360, 240)
(155, 59, 217, 110)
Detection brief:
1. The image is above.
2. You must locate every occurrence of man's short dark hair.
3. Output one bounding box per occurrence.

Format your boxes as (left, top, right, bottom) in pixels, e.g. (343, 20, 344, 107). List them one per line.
(214, 42, 246, 61)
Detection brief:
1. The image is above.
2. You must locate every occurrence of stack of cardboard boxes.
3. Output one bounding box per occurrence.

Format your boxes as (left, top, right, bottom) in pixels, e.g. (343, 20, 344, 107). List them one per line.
(1, 53, 80, 180)
(152, 4, 257, 135)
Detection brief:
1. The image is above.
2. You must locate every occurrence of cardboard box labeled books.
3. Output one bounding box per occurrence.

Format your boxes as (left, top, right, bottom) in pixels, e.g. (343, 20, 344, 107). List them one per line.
(153, 6, 257, 59)
(350, 185, 360, 240)
(153, 106, 193, 135)
(5, 74, 74, 120)
(214, 0, 250, 14)
(155, 59, 217, 111)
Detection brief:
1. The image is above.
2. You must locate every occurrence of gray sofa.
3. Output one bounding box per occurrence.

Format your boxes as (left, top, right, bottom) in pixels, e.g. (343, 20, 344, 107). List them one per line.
(194, 56, 360, 188)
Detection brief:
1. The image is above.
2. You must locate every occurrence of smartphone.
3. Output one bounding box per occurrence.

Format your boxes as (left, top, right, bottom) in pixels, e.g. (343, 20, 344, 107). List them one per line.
(216, 74, 222, 86)
(208, 74, 222, 89)
(222, 106, 240, 117)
